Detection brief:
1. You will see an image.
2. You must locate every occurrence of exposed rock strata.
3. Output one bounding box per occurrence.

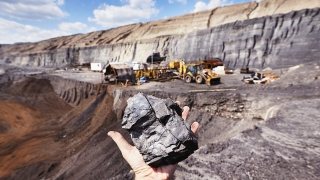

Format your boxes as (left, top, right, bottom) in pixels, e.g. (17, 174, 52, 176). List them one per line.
(47, 76, 97, 107)
(1, 0, 320, 69)
(0, 68, 97, 107)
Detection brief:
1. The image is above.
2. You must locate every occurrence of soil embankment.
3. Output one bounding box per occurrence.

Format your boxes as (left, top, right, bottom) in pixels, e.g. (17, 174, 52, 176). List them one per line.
(0, 77, 71, 178)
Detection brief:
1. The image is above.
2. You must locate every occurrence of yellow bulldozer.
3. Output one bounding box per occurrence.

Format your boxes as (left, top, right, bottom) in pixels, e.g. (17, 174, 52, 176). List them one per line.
(169, 60, 221, 85)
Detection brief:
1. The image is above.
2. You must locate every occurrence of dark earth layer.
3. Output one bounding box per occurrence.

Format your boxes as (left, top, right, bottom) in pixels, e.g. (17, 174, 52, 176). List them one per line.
(0, 62, 319, 180)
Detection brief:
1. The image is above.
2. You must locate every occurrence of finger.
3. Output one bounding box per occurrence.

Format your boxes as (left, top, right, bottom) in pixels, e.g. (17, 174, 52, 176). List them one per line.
(108, 131, 134, 155)
(190, 122, 199, 134)
(182, 106, 189, 120)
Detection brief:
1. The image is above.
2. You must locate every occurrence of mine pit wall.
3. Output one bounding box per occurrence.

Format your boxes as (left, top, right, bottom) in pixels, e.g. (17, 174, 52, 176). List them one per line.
(0, 72, 98, 107)
(1, 8, 320, 70)
(2, 48, 81, 68)
(46, 76, 97, 107)
(147, 8, 320, 69)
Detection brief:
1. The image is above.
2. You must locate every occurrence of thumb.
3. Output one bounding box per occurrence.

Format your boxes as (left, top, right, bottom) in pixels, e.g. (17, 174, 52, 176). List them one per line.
(108, 131, 149, 172)
(182, 106, 190, 120)
(108, 131, 134, 156)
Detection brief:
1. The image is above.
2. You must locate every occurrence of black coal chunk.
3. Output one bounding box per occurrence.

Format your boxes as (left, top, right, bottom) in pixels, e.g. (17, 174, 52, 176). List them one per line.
(122, 93, 198, 167)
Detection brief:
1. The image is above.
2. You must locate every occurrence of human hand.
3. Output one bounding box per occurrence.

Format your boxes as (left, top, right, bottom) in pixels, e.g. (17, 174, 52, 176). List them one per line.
(108, 105, 199, 180)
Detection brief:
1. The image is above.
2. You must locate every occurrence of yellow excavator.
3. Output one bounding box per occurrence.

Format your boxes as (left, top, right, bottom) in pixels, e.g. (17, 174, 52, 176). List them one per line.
(170, 60, 221, 85)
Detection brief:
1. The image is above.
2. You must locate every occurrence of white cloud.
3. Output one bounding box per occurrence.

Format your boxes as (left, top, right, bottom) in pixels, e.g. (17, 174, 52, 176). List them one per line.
(168, 0, 187, 4)
(88, 0, 159, 28)
(0, 18, 67, 44)
(177, 0, 187, 4)
(59, 22, 88, 32)
(55, 0, 64, 5)
(59, 22, 97, 34)
(193, 0, 229, 12)
(87, 27, 98, 33)
(194, 1, 207, 12)
(0, 18, 96, 44)
(0, 0, 68, 21)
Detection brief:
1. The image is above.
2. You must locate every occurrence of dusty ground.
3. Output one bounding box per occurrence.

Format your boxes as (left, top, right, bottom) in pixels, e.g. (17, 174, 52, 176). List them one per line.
(0, 63, 320, 180)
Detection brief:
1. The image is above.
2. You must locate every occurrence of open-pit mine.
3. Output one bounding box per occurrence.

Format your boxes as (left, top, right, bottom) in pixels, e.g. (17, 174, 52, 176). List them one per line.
(1, 0, 320, 179)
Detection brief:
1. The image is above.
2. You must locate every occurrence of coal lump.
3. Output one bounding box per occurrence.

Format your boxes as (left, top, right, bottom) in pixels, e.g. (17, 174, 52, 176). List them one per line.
(122, 93, 198, 167)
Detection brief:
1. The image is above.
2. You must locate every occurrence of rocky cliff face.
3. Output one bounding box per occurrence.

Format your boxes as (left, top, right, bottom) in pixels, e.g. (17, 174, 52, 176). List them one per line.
(1, 0, 320, 69)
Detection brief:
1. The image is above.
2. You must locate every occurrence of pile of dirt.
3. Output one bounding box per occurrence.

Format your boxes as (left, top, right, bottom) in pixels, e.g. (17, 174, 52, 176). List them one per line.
(0, 98, 58, 178)
(0, 77, 73, 178)
(9, 78, 54, 96)
(4, 77, 72, 117)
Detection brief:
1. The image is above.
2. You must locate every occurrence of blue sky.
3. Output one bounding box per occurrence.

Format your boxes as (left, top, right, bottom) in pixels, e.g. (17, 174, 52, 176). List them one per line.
(0, 0, 259, 44)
